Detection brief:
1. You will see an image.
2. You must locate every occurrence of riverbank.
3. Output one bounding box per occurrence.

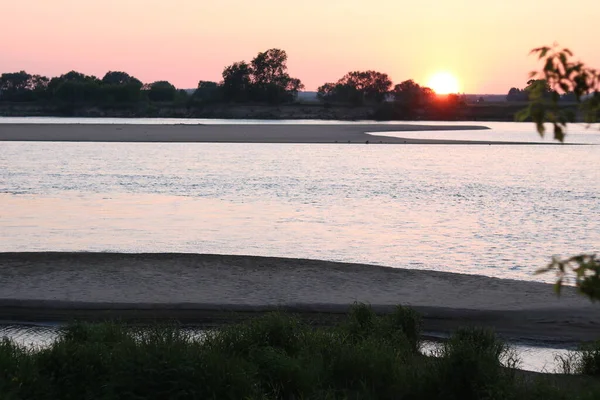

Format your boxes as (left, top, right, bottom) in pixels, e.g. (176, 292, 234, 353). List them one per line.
(0, 122, 561, 144)
(1, 253, 597, 343)
(0, 101, 531, 121)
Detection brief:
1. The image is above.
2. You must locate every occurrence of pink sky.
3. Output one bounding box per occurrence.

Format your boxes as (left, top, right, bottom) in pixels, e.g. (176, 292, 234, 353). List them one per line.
(2, 0, 599, 93)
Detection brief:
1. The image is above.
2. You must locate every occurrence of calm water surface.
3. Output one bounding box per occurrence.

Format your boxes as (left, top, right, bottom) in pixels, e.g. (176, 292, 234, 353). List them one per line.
(1, 121, 598, 282)
(1, 120, 598, 373)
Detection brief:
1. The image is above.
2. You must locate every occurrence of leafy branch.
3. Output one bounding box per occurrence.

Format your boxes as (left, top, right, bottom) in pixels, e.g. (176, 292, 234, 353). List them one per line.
(525, 46, 599, 301)
(536, 254, 600, 301)
(518, 45, 600, 142)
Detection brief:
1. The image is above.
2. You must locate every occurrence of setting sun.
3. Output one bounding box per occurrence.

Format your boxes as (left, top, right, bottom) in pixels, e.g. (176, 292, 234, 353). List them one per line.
(427, 72, 460, 94)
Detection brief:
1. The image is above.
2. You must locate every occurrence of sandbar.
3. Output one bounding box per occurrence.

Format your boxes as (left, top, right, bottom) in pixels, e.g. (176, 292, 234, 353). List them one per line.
(0, 253, 597, 344)
(0, 123, 553, 144)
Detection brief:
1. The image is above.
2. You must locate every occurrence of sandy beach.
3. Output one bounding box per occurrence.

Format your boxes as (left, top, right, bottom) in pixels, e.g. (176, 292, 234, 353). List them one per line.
(0, 253, 597, 343)
(0, 122, 555, 145)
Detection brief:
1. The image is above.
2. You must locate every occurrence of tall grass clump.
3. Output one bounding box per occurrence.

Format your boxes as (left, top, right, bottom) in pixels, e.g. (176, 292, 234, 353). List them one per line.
(0, 338, 40, 399)
(422, 327, 520, 400)
(556, 341, 600, 376)
(578, 341, 600, 376)
(554, 351, 582, 375)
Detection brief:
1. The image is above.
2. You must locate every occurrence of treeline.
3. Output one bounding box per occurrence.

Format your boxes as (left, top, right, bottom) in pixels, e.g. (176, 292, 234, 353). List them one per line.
(0, 48, 468, 119)
(0, 70, 187, 105)
(0, 48, 304, 107)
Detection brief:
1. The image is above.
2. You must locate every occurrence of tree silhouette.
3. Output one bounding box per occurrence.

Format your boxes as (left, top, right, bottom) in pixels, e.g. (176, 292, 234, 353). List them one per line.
(318, 70, 392, 105)
(250, 49, 304, 103)
(221, 61, 252, 102)
(0, 71, 49, 101)
(146, 81, 177, 102)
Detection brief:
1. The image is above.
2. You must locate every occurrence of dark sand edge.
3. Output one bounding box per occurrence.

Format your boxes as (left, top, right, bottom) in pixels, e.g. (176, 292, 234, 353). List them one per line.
(0, 299, 595, 345)
(1, 252, 598, 344)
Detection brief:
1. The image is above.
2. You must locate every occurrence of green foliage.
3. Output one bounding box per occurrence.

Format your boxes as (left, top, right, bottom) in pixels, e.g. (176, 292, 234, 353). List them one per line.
(507, 79, 554, 104)
(0, 308, 598, 399)
(0, 338, 39, 399)
(520, 45, 599, 142)
(525, 46, 600, 302)
(536, 254, 600, 300)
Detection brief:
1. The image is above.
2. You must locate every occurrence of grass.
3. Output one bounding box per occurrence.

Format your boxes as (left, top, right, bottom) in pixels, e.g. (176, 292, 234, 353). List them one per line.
(555, 340, 600, 377)
(0, 304, 599, 399)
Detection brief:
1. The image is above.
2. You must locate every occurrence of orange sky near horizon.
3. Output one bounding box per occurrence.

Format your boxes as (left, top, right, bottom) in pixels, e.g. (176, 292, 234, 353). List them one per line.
(2, 0, 599, 93)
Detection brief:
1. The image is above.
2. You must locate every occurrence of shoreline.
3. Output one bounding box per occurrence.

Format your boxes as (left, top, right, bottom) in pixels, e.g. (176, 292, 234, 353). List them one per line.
(0, 122, 561, 145)
(1, 252, 598, 344)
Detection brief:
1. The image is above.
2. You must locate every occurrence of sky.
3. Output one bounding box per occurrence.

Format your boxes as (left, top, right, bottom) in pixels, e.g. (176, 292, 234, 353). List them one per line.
(2, 0, 599, 93)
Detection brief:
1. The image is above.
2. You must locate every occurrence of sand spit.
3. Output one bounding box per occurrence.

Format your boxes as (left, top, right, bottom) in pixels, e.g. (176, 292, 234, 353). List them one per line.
(0, 122, 557, 145)
(0, 253, 597, 343)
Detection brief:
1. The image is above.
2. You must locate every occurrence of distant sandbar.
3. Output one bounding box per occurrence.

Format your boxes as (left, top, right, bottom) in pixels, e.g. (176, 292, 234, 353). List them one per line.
(0, 123, 553, 144)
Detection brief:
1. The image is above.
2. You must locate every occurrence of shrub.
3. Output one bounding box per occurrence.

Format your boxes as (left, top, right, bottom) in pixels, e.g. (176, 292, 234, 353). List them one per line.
(424, 327, 520, 400)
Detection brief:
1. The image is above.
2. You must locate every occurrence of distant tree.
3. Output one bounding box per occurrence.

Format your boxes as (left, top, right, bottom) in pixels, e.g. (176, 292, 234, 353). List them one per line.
(193, 81, 221, 103)
(392, 79, 420, 99)
(507, 80, 553, 102)
(146, 81, 177, 102)
(49, 71, 99, 86)
(506, 87, 528, 102)
(220, 49, 304, 104)
(318, 70, 392, 105)
(174, 89, 190, 106)
(101, 71, 142, 86)
(427, 93, 466, 120)
(346, 71, 392, 103)
(30, 74, 51, 97)
(316, 83, 335, 101)
(392, 80, 434, 107)
(388, 80, 436, 119)
(526, 79, 553, 98)
(221, 61, 252, 102)
(0, 71, 49, 101)
(250, 48, 304, 103)
(317, 82, 363, 105)
(100, 71, 143, 103)
(48, 71, 102, 103)
(0, 71, 32, 100)
(251, 49, 287, 86)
